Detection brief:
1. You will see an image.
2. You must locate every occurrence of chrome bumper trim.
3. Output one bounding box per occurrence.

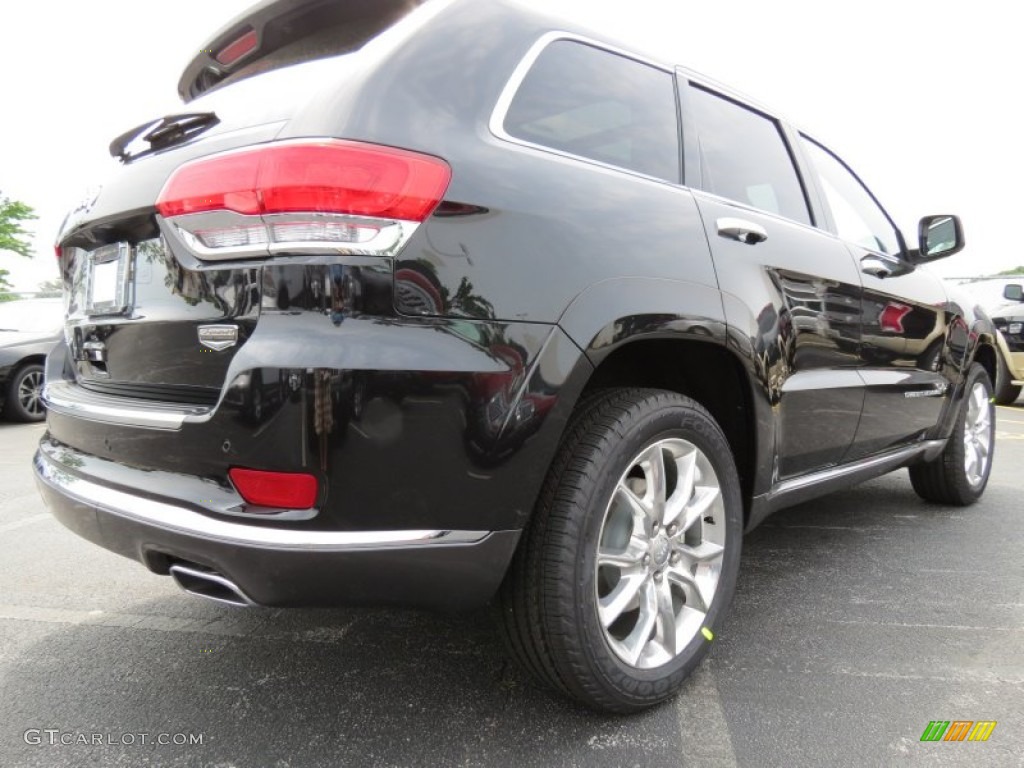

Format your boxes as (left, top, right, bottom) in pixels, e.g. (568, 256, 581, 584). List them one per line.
(34, 449, 488, 550)
(43, 380, 211, 431)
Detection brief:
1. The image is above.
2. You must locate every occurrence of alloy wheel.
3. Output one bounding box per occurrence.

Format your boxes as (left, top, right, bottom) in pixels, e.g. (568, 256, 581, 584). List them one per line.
(595, 437, 726, 669)
(18, 369, 45, 418)
(963, 381, 992, 487)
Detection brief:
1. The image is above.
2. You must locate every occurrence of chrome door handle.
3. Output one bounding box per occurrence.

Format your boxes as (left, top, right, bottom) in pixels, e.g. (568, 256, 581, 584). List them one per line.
(82, 341, 107, 362)
(717, 217, 768, 245)
(860, 255, 893, 279)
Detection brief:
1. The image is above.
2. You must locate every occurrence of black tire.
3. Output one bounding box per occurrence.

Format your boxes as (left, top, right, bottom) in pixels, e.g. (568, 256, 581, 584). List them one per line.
(496, 388, 743, 713)
(995, 382, 1022, 406)
(994, 353, 1021, 405)
(5, 363, 46, 422)
(909, 363, 994, 505)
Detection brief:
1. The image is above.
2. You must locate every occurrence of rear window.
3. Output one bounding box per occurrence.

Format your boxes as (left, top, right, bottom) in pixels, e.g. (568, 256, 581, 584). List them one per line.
(501, 40, 680, 183)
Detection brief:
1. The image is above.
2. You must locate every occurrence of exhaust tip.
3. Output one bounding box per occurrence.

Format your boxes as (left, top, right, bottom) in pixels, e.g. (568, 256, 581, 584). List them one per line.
(169, 563, 257, 607)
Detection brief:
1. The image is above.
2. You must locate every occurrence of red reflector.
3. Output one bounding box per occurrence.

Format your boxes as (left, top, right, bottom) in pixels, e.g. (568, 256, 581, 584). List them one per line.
(215, 28, 258, 66)
(55, 244, 62, 259)
(229, 468, 318, 509)
(156, 141, 451, 221)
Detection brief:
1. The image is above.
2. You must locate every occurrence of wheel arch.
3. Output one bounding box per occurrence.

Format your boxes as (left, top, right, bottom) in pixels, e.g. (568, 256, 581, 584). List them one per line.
(4, 355, 49, 393)
(584, 337, 757, 521)
(14, 354, 49, 369)
(933, 316, 999, 440)
(972, 335, 998, 387)
(551, 277, 765, 527)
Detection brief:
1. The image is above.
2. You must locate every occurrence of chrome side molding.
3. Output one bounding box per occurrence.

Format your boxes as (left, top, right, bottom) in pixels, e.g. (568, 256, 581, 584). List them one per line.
(748, 439, 947, 529)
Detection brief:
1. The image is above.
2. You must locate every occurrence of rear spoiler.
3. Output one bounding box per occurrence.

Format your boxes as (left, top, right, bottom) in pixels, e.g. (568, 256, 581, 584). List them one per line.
(178, 0, 428, 103)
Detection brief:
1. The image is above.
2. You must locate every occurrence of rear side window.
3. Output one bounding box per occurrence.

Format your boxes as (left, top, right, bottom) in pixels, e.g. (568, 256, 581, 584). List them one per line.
(502, 41, 680, 183)
(687, 86, 811, 225)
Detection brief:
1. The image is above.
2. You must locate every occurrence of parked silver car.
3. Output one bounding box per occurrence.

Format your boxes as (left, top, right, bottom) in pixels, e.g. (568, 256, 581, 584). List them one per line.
(0, 298, 63, 421)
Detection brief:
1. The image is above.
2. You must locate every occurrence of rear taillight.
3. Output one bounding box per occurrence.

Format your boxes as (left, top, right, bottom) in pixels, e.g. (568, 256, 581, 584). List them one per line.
(156, 140, 451, 260)
(229, 467, 318, 509)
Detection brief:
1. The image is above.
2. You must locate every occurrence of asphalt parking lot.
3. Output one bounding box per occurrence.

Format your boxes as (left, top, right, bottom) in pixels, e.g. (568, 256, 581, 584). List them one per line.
(1, 407, 1022, 767)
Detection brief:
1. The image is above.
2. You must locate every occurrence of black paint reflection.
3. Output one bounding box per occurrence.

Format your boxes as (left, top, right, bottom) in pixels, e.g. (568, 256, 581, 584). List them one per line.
(66, 237, 259, 392)
(253, 263, 568, 507)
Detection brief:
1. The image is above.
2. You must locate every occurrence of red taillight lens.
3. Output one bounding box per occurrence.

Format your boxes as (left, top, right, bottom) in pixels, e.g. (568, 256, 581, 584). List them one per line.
(157, 151, 261, 217)
(260, 143, 450, 221)
(156, 141, 451, 222)
(215, 28, 258, 66)
(229, 468, 318, 509)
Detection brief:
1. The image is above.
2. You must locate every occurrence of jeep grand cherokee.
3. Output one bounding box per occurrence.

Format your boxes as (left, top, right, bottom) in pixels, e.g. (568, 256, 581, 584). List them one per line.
(36, 0, 998, 712)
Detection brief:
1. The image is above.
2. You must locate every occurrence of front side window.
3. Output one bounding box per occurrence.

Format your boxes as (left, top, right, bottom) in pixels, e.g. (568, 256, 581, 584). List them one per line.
(801, 138, 901, 255)
(502, 40, 679, 183)
(687, 86, 811, 225)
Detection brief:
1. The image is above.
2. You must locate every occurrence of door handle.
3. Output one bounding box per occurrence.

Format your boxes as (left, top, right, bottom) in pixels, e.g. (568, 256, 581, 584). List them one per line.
(82, 340, 107, 362)
(716, 218, 768, 245)
(860, 255, 894, 279)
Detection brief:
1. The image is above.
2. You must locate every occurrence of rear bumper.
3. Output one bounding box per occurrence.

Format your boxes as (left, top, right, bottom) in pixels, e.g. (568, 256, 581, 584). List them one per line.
(33, 441, 520, 610)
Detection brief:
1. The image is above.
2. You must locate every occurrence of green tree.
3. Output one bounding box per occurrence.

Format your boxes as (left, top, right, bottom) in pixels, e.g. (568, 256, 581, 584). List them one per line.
(997, 266, 1024, 276)
(0, 193, 37, 258)
(0, 268, 14, 301)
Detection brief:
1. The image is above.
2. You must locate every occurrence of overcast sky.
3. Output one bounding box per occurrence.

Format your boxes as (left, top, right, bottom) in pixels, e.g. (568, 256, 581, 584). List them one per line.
(2, 0, 1021, 292)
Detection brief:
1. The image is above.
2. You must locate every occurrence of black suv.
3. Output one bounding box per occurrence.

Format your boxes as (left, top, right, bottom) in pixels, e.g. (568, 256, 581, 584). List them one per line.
(36, 0, 997, 712)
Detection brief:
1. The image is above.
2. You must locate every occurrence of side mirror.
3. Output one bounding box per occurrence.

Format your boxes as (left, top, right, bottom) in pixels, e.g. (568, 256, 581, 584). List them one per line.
(910, 215, 964, 263)
(1005, 284, 1024, 302)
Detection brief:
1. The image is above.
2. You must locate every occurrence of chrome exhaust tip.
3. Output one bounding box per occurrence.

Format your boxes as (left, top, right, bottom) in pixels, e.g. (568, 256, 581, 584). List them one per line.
(168, 563, 257, 607)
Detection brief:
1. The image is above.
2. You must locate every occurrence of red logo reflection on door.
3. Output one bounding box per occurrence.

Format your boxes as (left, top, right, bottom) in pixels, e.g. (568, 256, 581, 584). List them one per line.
(879, 302, 912, 333)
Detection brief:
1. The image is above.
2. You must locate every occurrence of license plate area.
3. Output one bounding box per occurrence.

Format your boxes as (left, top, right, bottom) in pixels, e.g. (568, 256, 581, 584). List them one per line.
(86, 243, 131, 316)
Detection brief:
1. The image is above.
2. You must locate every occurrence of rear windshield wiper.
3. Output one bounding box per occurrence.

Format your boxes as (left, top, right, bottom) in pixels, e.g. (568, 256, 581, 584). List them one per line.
(109, 112, 220, 162)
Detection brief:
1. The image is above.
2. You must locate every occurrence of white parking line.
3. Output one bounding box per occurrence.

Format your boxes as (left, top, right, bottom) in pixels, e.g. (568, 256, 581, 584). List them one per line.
(0, 605, 102, 625)
(0, 603, 364, 645)
(0, 603, 258, 637)
(828, 618, 1023, 632)
(677, 664, 738, 767)
(0, 513, 50, 534)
